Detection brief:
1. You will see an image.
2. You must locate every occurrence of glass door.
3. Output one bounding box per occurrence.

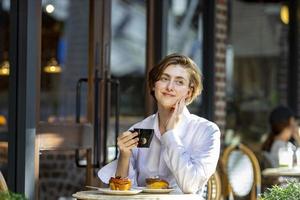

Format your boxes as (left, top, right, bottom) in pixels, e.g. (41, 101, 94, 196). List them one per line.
(37, 0, 111, 198)
(108, 0, 146, 162)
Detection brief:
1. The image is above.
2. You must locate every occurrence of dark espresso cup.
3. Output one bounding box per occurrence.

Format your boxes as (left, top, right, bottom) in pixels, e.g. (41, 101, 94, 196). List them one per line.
(131, 128, 154, 148)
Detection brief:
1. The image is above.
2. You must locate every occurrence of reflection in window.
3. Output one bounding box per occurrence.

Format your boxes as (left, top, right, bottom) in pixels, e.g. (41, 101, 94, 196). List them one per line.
(111, 0, 146, 120)
(167, 0, 203, 114)
(226, 0, 286, 145)
(107, 0, 146, 160)
(40, 0, 89, 123)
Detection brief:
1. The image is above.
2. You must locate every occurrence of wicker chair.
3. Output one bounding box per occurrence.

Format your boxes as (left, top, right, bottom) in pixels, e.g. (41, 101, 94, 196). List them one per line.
(221, 144, 261, 200)
(203, 171, 222, 200)
(0, 171, 8, 192)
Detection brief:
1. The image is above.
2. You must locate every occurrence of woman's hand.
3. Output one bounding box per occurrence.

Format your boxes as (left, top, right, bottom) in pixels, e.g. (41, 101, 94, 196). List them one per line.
(292, 119, 300, 145)
(117, 131, 139, 158)
(164, 97, 186, 132)
(116, 131, 138, 178)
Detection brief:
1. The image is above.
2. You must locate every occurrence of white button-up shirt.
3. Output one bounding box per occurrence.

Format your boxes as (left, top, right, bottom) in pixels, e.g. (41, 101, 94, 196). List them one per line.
(98, 107, 221, 194)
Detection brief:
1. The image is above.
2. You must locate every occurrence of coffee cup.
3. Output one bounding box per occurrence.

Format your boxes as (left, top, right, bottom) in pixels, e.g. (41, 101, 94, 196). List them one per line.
(131, 128, 154, 148)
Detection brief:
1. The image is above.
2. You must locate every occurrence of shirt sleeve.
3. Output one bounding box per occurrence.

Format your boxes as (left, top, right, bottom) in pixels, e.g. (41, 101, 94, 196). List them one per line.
(97, 149, 138, 186)
(160, 123, 221, 194)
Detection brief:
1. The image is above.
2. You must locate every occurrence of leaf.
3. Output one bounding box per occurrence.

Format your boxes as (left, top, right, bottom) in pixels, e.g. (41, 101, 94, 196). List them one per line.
(260, 181, 300, 200)
(0, 191, 28, 200)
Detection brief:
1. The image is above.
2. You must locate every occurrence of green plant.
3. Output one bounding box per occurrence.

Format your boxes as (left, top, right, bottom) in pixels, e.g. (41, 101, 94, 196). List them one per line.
(260, 181, 300, 200)
(0, 191, 28, 200)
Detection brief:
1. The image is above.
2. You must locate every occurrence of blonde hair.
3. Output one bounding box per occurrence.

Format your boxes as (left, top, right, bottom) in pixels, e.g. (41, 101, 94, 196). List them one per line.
(148, 53, 202, 105)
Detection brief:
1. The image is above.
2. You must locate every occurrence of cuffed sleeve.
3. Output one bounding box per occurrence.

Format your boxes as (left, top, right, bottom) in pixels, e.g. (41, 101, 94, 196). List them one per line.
(161, 123, 221, 194)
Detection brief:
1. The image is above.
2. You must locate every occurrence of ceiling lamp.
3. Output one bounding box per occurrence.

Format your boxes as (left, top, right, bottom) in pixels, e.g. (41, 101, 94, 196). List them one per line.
(0, 60, 9, 76)
(45, 4, 55, 14)
(280, 5, 289, 25)
(44, 58, 62, 74)
(0, 115, 7, 126)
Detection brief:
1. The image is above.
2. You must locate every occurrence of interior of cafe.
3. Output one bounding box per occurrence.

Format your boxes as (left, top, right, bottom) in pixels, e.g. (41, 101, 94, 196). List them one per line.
(0, 0, 299, 199)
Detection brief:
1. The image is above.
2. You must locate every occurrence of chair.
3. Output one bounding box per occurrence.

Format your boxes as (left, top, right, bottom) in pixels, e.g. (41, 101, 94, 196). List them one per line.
(202, 171, 222, 200)
(221, 144, 261, 200)
(0, 171, 8, 192)
(207, 171, 222, 200)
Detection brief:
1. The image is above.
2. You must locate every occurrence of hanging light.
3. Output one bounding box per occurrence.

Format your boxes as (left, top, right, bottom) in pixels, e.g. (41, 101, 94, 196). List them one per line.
(280, 5, 289, 25)
(0, 115, 7, 126)
(45, 4, 55, 14)
(0, 60, 9, 76)
(44, 58, 62, 74)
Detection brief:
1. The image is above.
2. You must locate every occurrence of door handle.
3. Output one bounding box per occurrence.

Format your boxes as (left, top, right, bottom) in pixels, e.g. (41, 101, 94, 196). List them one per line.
(75, 78, 88, 123)
(74, 74, 120, 167)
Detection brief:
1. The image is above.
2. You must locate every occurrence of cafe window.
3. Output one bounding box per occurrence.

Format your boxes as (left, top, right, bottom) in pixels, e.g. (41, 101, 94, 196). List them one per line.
(110, 0, 146, 126)
(226, 0, 287, 147)
(167, 0, 203, 115)
(40, 0, 89, 123)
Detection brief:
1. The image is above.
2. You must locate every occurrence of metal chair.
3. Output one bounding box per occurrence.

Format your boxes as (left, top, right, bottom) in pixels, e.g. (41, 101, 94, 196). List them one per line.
(0, 171, 8, 192)
(221, 144, 261, 200)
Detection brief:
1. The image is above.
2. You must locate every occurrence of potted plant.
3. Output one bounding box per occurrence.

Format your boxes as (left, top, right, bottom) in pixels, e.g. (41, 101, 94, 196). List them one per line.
(0, 191, 28, 200)
(260, 181, 300, 200)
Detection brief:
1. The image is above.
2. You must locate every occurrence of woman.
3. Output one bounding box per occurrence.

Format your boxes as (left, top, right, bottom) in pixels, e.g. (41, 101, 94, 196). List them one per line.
(98, 53, 221, 194)
(262, 105, 299, 167)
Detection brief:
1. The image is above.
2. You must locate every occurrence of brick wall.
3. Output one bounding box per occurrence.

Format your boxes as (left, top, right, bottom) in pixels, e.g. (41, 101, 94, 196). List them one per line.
(39, 151, 86, 200)
(214, 0, 228, 134)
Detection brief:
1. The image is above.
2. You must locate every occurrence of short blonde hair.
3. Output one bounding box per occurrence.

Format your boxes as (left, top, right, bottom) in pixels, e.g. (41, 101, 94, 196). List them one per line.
(148, 53, 202, 105)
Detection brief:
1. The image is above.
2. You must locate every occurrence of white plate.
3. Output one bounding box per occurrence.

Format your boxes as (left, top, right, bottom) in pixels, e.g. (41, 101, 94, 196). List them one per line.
(135, 187, 175, 194)
(73, 190, 103, 199)
(262, 167, 300, 177)
(97, 188, 143, 195)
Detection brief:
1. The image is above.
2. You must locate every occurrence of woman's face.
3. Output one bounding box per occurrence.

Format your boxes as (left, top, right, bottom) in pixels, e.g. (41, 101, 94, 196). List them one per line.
(281, 118, 297, 141)
(154, 64, 191, 109)
(291, 117, 299, 137)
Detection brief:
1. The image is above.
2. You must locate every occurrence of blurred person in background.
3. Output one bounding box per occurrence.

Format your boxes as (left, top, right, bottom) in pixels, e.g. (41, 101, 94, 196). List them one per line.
(262, 105, 299, 167)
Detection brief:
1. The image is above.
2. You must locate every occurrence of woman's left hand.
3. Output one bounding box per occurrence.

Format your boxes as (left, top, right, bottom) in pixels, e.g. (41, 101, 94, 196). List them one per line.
(164, 97, 186, 132)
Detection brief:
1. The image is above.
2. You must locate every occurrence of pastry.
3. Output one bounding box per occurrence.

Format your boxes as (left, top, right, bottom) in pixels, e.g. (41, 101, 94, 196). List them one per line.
(145, 178, 169, 189)
(109, 176, 131, 191)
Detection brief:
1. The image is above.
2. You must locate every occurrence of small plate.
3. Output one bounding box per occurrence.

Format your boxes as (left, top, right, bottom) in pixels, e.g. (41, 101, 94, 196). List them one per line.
(73, 190, 103, 199)
(97, 188, 142, 195)
(135, 187, 175, 194)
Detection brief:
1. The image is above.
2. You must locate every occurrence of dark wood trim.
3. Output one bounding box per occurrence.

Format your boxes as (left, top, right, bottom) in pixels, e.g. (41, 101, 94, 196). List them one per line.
(201, 0, 216, 120)
(288, 0, 299, 116)
(91, 0, 111, 167)
(87, 0, 95, 123)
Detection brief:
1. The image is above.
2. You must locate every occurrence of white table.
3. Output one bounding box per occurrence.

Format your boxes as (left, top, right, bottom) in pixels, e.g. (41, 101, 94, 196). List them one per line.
(262, 167, 300, 177)
(73, 190, 203, 200)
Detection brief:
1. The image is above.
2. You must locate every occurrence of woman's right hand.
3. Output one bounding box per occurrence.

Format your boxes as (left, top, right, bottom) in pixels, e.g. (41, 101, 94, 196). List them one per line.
(117, 131, 139, 158)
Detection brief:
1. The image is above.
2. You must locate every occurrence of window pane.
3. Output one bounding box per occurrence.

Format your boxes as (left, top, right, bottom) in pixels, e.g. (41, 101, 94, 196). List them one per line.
(40, 0, 89, 123)
(108, 0, 146, 161)
(167, 0, 203, 114)
(111, 0, 146, 117)
(226, 1, 285, 145)
(39, 1, 90, 199)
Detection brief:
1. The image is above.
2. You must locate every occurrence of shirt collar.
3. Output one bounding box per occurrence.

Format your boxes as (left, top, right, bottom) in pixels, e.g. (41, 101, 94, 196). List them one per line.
(153, 107, 191, 140)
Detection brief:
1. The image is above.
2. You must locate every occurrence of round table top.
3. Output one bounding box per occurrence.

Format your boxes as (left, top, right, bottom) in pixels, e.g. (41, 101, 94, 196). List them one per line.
(73, 190, 203, 200)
